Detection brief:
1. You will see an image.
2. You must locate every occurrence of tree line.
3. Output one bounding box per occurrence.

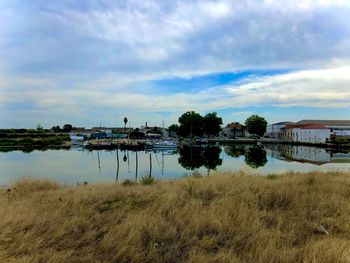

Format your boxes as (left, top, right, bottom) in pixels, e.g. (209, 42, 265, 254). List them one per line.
(169, 111, 267, 137)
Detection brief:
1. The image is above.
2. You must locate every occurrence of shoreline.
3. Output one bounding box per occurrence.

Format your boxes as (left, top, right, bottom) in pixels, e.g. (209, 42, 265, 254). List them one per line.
(1, 138, 350, 151)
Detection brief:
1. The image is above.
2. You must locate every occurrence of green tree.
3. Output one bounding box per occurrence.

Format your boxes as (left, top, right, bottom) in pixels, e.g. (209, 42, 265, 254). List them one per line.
(63, 124, 72, 132)
(168, 124, 179, 136)
(123, 117, 128, 131)
(203, 112, 222, 136)
(244, 115, 267, 136)
(178, 111, 204, 137)
(51, 125, 61, 132)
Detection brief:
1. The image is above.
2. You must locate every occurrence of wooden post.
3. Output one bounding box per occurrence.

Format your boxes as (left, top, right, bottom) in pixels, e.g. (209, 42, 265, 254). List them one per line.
(97, 150, 101, 173)
(127, 150, 130, 174)
(135, 151, 138, 180)
(116, 149, 120, 181)
(149, 153, 152, 176)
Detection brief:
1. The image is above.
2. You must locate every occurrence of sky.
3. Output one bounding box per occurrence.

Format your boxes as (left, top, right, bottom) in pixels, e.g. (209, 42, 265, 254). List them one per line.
(0, 0, 350, 128)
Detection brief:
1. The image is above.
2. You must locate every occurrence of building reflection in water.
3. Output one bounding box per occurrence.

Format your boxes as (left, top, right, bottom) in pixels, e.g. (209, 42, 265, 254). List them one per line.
(264, 145, 350, 165)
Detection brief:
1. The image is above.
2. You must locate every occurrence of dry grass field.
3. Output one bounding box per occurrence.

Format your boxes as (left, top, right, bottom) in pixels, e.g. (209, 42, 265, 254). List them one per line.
(1, 171, 350, 262)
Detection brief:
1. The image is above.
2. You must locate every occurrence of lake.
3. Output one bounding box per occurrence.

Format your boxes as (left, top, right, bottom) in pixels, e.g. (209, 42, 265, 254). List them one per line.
(1, 144, 350, 186)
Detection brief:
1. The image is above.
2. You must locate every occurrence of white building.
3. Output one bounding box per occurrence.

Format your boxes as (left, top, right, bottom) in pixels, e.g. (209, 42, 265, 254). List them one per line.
(297, 120, 350, 137)
(266, 121, 294, 138)
(281, 124, 331, 143)
(221, 123, 245, 138)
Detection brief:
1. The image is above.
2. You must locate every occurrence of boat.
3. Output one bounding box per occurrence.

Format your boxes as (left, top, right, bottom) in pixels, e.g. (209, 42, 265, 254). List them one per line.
(70, 135, 85, 146)
(152, 140, 178, 149)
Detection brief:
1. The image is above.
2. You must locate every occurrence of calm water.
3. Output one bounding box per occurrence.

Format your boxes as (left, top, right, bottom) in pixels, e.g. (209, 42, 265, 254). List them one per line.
(1, 144, 350, 186)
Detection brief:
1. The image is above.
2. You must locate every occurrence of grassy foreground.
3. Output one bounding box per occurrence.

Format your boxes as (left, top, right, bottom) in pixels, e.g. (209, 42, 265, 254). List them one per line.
(1, 172, 350, 263)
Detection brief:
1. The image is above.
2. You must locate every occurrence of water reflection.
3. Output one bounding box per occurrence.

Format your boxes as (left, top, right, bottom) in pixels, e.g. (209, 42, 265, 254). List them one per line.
(264, 145, 350, 165)
(224, 145, 267, 168)
(1, 144, 350, 186)
(224, 145, 246, 158)
(178, 145, 222, 170)
(0, 146, 69, 153)
(244, 146, 267, 168)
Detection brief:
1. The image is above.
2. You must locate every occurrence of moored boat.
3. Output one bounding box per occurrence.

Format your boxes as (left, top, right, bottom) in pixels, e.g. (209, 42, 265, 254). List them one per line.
(152, 140, 178, 149)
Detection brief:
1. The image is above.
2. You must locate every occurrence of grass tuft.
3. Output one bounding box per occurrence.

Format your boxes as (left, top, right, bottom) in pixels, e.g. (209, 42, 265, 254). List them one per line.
(140, 174, 156, 185)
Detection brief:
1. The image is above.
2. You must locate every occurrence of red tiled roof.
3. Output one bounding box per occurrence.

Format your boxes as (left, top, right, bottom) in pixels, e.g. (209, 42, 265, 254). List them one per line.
(283, 124, 307, 129)
(297, 120, 350, 126)
(300, 124, 329, 130)
(283, 124, 329, 130)
(227, 123, 243, 129)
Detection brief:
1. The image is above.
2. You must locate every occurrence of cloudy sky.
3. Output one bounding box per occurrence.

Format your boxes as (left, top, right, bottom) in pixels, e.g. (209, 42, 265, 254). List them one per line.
(1, 0, 350, 128)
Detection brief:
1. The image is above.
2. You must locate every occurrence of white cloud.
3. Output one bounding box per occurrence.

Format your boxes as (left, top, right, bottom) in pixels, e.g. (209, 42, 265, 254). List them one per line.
(223, 66, 350, 108)
(2, 66, 349, 122)
(0, 1, 350, 127)
(2, 0, 349, 77)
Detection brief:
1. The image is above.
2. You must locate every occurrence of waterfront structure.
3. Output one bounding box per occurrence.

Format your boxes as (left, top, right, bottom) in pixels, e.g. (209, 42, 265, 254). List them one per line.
(281, 124, 330, 143)
(92, 127, 132, 137)
(140, 126, 169, 138)
(297, 120, 350, 136)
(270, 120, 350, 143)
(221, 123, 245, 138)
(266, 121, 294, 138)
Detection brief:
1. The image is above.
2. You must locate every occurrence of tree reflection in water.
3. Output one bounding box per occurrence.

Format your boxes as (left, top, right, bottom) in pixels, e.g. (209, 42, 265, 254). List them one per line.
(203, 146, 222, 170)
(244, 146, 267, 168)
(225, 145, 267, 168)
(178, 145, 222, 170)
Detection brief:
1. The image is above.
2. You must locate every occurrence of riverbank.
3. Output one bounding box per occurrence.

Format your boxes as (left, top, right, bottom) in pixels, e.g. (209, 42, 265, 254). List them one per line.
(1, 171, 350, 262)
(0, 130, 70, 148)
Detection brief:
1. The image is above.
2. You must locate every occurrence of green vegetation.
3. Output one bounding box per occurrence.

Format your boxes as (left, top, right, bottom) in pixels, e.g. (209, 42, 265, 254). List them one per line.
(124, 117, 128, 130)
(203, 112, 223, 136)
(244, 114, 268, 137)
(0, 129, 47, 134)
(178, 111, 223, 137)
(168, 124, 179, 135)
(140, 174, 156, 185)
(0, 130, 69, 148)
(2, 171, 350, 262)
(331, 135, 350, 144)
(178, 111, 204, 137)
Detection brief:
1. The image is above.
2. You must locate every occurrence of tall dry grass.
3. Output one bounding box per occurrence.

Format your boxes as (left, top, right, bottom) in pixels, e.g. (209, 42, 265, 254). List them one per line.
(1, 171, 350, 262)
